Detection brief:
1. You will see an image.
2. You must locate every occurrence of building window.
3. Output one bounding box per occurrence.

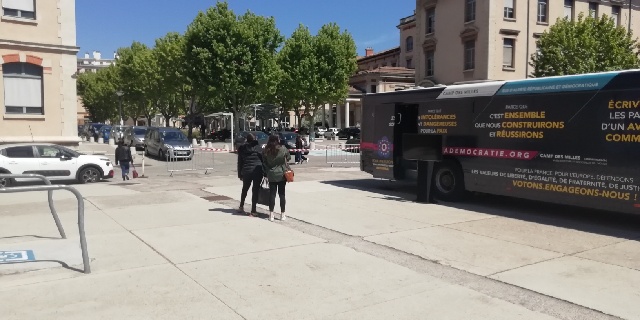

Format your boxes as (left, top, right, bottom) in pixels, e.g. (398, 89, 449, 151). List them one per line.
(426, 8, 436, 34)
(503, 38, 515, 68)
(537, 0, 548, 23)
(465, 0, 476, 22)
(464, 40, 475, 70)
(612, 5, 621, 26)
(563, 0, 573, 20)
(2, 0, 36, 19)
(425, 50, 435, 77)
(406, 58, 413, 69)
(370, 85, 377, 93)
(3, 62, 43, 115)
(589, 2, 598, 18)
(406, 36, 414, 52)
(504, 0, 515, 19)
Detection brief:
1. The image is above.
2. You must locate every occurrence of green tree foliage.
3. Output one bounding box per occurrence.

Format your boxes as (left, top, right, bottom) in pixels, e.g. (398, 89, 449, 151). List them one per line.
(531, 13, 640, 77)
(116, 42, 159, 123)
(77, 66, 120, 123)
(184, 1, 284, 130)
(276, 23, 357, 138)
(274, 25, 313, 127)
(154, 32, 189, 127)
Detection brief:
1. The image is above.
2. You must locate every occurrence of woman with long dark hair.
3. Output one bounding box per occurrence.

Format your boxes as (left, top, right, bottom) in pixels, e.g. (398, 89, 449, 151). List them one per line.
(262, 134, 291, 221)
(237, 133, 263, 216)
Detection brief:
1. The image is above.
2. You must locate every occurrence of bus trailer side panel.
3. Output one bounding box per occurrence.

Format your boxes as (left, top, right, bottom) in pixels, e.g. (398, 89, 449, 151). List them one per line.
(364, 70, 640, 215)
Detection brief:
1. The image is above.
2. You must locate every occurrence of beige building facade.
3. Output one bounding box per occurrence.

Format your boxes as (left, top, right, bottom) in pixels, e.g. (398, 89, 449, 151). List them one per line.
(414, 0, 640, 85)
(0, 0, 79, 145)
(336, 16, 419, 130)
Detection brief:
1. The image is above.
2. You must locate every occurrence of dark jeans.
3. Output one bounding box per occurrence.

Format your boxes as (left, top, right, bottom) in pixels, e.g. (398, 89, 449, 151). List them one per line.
(295, 151, 307, 163)
(269, 181, 286, 212)
(240, 175, 262, 213)
(119, 161, 130, 177)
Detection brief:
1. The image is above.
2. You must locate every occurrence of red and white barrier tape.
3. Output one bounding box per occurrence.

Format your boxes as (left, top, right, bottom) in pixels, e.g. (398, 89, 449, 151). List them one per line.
(192, 146, 361, 153)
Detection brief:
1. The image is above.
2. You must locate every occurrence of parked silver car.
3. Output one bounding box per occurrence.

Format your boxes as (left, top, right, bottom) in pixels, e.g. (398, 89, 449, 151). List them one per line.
(144, 127, 193, 160)
(124, 126, 148, 151)
(110, 125, 130, 142)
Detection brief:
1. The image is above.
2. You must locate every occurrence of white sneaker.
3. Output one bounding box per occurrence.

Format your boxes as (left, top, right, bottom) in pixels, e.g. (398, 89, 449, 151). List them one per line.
(280, 212, 287, 221)
(269, 211, 274, 222)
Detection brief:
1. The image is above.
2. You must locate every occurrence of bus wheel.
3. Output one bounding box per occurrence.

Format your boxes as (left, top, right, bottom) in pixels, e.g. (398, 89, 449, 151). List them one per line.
(433, 161, 465, 201)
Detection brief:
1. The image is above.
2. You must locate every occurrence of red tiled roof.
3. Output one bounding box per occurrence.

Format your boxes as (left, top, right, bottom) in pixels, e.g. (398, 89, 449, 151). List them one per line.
(357, 47, 400, 62)
(356, 66, 415, 76)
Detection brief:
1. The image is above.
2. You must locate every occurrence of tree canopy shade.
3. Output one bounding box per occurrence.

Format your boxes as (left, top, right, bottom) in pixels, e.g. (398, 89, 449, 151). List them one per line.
(184, 1, 283, 129)
(116, 42, 159, 123)
(275, 23, 357, 138)
(77, 66, 120, 123)
(154, 32, 189, 127)
(531, 13, 640, 77)
(77, 1, 357, 136)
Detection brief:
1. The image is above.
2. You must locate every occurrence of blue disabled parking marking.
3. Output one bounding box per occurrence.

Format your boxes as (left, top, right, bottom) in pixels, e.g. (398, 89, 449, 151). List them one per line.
(0, 250, 36, 263)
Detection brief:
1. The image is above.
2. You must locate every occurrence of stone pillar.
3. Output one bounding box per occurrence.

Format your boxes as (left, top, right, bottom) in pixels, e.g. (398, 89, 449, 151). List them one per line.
(345, 101, 350, 128)
(336, 104, 342, 129)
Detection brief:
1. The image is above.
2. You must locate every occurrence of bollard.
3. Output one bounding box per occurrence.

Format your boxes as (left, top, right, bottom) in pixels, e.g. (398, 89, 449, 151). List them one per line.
(89, 137, 95, 143)
(310, 141, 316, 150)
(223, 144, 229, 150)
(108, 138, 115, 146)
(200, 140, 206, 147)
(141, 152, 146, 177)
(206, 142, 213, 148)
(98, 137, 104, 144)
(192, 138, 197, 146)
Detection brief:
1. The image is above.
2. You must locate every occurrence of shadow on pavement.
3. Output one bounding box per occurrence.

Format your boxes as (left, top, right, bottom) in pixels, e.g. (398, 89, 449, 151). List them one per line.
(1, 259, 83, 273)
(321, 179, 640, 241)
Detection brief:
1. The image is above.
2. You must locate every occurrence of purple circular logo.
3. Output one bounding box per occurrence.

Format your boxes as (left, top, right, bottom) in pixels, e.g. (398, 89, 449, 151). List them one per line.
(377, 136, 392, 158)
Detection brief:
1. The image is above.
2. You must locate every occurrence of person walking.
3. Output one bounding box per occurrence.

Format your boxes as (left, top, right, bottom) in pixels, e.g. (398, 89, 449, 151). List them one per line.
(295, 135, 308, 164)
(115, 139, 133, 181)
(263, 135, 291, 221)
(237, 133, 264, 217)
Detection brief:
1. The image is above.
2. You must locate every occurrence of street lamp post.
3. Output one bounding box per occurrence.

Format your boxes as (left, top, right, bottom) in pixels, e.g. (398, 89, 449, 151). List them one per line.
(116, 90, 124, 126)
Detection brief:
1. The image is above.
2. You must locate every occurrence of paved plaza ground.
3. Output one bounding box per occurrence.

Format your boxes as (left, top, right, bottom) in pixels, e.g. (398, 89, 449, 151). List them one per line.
(1, 142, 640, 319)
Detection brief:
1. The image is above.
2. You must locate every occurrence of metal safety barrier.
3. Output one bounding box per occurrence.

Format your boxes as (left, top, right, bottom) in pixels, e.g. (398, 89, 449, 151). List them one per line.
(325, 144, 360, 167)
(0, 174, 90, 274)
(165, 148, 215, 176)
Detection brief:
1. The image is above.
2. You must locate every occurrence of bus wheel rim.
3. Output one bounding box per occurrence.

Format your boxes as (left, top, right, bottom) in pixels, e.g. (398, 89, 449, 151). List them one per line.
(436, 170, 455, 193)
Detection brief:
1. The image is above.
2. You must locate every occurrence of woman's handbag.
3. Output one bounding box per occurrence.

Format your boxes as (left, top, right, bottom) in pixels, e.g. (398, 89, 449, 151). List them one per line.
(283, 164, 294, 182)
(131, 163, 139, 179)
(258, 178, 270, 206)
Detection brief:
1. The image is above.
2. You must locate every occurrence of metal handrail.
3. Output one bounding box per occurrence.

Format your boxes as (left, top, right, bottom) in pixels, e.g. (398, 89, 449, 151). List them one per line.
(0, 175, 90, 274)
(0, 173, 66, 239)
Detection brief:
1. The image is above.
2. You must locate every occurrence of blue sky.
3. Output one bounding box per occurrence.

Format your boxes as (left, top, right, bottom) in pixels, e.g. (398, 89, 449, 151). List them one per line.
(76, 0, 414, 59)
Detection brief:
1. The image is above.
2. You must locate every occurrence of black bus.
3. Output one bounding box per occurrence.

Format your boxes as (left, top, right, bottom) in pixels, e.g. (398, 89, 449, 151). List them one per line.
(361, 69, 640, 214)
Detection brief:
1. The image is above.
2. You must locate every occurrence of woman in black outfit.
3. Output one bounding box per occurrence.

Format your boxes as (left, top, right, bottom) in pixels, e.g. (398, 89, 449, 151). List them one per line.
(115, 139, 133, 181)
(237, 133, 264, 216)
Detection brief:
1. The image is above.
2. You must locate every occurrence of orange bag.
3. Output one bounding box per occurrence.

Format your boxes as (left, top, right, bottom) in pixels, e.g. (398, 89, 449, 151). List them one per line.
(284, 164, 294, 182)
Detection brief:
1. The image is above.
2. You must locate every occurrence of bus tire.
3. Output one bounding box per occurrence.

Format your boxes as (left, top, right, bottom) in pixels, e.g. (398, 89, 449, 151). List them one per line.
(433, 160, 465, 201)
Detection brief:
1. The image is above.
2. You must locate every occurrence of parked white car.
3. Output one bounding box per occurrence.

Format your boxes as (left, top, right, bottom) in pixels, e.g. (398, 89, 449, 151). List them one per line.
(323, 128, 340, 139)
(315, 127, 327, 136)
(0, 143, 114, 187)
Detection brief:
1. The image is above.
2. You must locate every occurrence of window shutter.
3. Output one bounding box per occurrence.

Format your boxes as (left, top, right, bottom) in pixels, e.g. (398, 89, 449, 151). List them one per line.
(4, 77, 42, 108)
(3, 0, 35, 12)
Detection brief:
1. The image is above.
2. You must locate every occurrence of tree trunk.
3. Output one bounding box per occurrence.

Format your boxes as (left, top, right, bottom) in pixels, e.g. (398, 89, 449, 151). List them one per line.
(187, 96, 196, 140)
(164, 115, 171, 127)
